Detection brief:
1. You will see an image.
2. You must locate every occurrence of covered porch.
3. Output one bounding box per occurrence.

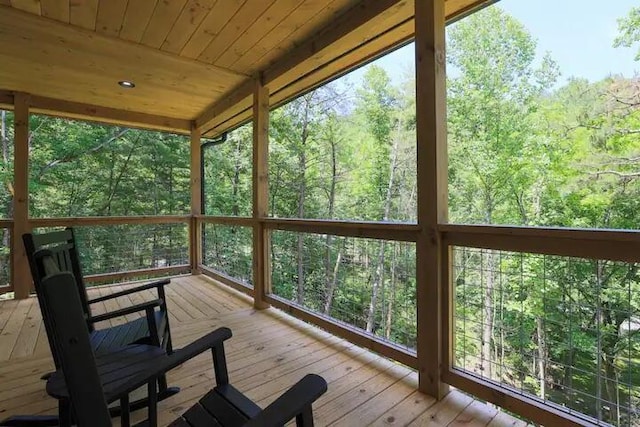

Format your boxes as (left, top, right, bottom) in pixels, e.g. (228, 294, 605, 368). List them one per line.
(0, 0, 631, 425)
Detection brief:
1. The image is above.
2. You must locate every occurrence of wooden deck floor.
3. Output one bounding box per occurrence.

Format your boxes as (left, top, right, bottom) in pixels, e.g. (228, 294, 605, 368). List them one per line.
(0, 275, 532, 426)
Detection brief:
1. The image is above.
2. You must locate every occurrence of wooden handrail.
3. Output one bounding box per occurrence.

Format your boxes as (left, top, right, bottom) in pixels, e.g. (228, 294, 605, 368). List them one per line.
(440, 224, 640, 263)
(30, 215, 190, 227)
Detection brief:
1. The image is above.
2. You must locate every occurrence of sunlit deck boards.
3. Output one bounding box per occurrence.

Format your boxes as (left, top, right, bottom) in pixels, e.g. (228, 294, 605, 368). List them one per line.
(0, 275, 529, 426)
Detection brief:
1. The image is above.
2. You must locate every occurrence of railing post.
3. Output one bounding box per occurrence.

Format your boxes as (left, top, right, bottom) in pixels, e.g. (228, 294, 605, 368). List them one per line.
(190, 122, 202, 274)
(415, 0, 448, 398)
(12, 92, 31, 299)
(252, 76, 270, 310)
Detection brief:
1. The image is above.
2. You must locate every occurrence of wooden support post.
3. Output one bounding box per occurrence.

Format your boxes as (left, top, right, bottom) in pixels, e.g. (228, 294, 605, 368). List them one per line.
(190, 123, 202, 274)
(415, 0, 448, 398)
(252, 77, 270, 310)
(12, 93, 31, 299)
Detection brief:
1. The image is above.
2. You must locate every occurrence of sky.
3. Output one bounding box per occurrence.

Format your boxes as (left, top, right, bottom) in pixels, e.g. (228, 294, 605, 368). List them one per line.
(344, 0, 640, 88)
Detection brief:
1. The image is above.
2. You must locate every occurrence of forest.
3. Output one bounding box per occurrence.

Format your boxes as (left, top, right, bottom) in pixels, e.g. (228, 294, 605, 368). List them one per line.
(1, 3, 640, 425)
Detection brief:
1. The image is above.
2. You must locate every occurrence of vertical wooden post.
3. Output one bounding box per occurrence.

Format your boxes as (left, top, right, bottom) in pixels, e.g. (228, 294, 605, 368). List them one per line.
(12, 92, 31, 299)
(252, 77, 270, 310)
(190, 123, 202, 274)
(415, 0, 448, 398)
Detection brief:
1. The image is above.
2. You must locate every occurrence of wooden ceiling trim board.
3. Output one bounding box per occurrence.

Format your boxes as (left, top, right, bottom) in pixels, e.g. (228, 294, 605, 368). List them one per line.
(204, 106, 252, 138)
(41, 0, 69, 22)
(445, 0, 492, 22)
(273, 20, 414, 108)
(140, 0, 187, 49)
(95, 0, 128, 36)
(238, 0, 358, 73)
(197, 0, 276, 64)
(213, 0, 302, 70)
(119, 0, 157, 42)
(10, 0, 41, 14)
(160, 0, 217, 55)
(201, 94, 251, 134)
(69, 0, 98, 30)
(178, 0, 245, 60)
(263, 0, 403, 86)
(28, 94, 192, 134)
(195, 79, 254, 130)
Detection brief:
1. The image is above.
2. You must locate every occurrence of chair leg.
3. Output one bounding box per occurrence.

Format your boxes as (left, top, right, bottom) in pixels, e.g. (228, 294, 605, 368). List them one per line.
(296, 407, 314, 427)
(121, 395, 130, 427)
(147, 381, 158, 427)
(58, 399, 71, 427)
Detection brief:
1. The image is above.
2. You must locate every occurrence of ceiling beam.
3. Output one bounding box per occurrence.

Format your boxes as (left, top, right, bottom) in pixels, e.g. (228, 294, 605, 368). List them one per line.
(194, 79, 254, 132)
(0, 90, 12, 110)
(28, 94, 192, 134)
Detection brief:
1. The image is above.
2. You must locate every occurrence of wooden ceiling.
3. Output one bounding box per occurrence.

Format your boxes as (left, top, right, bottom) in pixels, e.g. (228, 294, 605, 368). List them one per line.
(0, 0, 488, 135)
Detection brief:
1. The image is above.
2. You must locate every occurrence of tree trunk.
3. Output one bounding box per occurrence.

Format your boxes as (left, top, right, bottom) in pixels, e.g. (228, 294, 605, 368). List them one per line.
(323, 128, 339, 313)
(296, 102, 310, 305)
(366, 131, 400, 332)
(536, 316, 546, 399)
(481, 249, 495, 379)
(385, 245, 397, 339)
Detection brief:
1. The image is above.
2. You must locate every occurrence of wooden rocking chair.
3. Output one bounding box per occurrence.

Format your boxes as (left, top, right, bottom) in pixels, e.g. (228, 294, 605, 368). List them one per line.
(2, 271, 327, 427)
(22, 229, 179, 408)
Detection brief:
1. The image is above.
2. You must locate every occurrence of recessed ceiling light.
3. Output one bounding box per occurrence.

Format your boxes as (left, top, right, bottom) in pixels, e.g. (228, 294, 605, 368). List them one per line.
(118, 80, 135, 88)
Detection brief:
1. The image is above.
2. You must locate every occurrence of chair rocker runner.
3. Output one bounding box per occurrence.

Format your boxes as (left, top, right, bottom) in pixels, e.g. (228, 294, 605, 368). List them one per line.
(11, 271, 328, 427)
(22, 229, 179, 409)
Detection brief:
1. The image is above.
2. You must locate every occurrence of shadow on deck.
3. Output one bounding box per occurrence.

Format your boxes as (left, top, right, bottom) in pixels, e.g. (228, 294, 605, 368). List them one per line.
(0, 275, 532, 426)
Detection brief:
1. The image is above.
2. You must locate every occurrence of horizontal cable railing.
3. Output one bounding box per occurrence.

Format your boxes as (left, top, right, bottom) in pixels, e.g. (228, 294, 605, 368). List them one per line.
(201, 222, 253, 289)
(31, 216, 191, 286)
(442, 224, 640, 427)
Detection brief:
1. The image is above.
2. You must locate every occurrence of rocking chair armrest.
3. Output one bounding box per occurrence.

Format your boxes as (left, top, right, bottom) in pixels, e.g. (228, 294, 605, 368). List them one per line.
(244, 374, 327, 427)
(110, 327, 233, 398)
(88, 299, 163, 324)
(87, 279, 171, 304)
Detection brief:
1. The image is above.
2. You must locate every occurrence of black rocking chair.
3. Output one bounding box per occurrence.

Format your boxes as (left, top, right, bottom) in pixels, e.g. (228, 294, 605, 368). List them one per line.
(22, 229, 179, 410)
(3, 271, 327, 427)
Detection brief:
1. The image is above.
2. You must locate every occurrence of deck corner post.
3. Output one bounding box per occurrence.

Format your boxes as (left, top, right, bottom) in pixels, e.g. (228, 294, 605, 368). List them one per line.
(415, 0, 449, 399)
(190, 122, 203, 275)
(252, 76, 271, 310)
(12, 92, 31, 299)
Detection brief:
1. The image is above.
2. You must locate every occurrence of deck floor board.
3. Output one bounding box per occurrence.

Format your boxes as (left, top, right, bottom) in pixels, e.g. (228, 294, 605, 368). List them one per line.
(0, 274, 529, 427)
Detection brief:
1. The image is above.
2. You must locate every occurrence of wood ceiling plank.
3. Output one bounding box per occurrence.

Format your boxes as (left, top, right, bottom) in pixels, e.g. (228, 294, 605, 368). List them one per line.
(69, 0, 98, 30)
(119, 0, 157, 42)
(214, 0, 301, 70)
(0, 7, 247, 119)
(161, 0, 217, 55)
(179, 0, 245, 60)
(41, 0, 69, 22)
(141, 0, 187, 49)
(10, 0, 41, 14)
(198, 0, 276, 65)
(95, 0, 127, 36)
(229, 0, 346, 73)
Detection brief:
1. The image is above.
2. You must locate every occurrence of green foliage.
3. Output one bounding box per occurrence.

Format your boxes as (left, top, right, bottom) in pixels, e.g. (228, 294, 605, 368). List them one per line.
(615, 6, 640, 60)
